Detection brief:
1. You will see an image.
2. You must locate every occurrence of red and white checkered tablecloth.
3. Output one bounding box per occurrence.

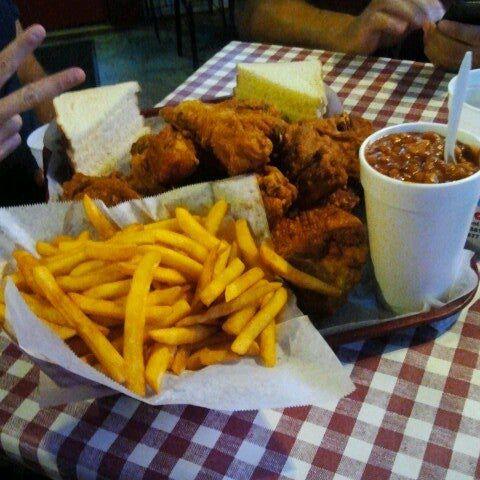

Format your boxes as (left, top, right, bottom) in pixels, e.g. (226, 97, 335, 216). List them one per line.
(1, 41, 479, 480)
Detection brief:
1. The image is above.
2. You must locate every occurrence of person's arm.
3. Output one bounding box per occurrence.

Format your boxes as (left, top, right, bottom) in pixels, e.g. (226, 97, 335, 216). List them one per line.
(236, 0, 357, 51)
(0, 24, 85, 161)
(15, 21, 55, 123)
(236, 0, 445, 54)
(423, 20, 480, 70)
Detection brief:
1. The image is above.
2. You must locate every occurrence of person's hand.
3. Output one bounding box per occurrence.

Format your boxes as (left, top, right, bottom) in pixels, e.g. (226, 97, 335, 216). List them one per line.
(0, 24, 85, 161)
(339, 0, 445, 54)
(424, 20, 480, 71)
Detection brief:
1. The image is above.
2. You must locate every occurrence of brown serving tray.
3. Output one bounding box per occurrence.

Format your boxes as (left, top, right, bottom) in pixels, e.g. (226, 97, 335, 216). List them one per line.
(323, 257, 479, 347)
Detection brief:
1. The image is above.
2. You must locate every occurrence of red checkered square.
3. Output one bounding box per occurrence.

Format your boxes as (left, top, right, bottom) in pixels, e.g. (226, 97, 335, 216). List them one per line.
(423, 443, 453, 468)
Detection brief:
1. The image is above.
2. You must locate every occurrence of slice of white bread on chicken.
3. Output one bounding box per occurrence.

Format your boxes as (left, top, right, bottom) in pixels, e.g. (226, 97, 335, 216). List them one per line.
(53, 81, 148, 176)
(235, 59, 327, 122)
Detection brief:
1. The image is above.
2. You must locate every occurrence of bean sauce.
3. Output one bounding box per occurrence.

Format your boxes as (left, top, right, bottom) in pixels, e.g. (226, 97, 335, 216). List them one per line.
(365, 132, 480, 183)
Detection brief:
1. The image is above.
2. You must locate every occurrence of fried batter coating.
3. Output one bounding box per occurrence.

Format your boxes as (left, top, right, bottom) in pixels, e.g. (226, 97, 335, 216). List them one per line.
(271, 205, 368, 316)
(62, 172, 140, 207)
(256, 166, 298, 227)
(129, 126, 199, 195)
(161, 99, 286, 176)
(281, 113, 373, 207)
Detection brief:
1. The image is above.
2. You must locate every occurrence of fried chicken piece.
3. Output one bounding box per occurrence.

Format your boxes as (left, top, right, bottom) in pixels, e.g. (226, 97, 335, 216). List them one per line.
(325, 187, 360, 212)
(129, 126, 199, 195)
(256, 166, 298, 227)
(161, 99, 286, 176)
(62, 172, 140, 207)
(281, 113, 374, 208)
(271, 205, 368, 316)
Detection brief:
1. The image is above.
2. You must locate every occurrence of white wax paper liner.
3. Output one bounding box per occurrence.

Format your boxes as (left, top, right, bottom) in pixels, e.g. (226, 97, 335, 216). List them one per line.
(1, 175, 355, 409)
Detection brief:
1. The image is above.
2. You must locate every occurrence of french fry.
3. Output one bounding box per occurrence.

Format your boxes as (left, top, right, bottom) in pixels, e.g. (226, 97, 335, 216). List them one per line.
(175, 314, 219, 327)
(124, 252, 162, 396)
(51, 235, 74, 246)
(213, 242, 231, 277)
(224, 267, 264, 302)
(145, 345, 175, 393)
(70, 260, 107, 277)
(222, 305, 257, 335)
(82, 195, 118, 239)
(118, 262, 187, 285)
(56, 265, 128, 292)
(149, 325, 216, 345)
(175, 207, 220, 250)
(32, 266, 125, 383)
(235, 219, 260, 267)
(77, 231, 91, 241)
(259, 321, 276, 367)
(229, 241, 238, 263)
(69, 293, 172, 325)
(42, 320, 77, 340)
(122, 223, 143, 234)
(84, 279, 132, 299)
(139, 245, 203, 279)
(191, 244, 218, 312)
(259, 242, 341, 296)
(109, 229, 156, 245)
(9, 272, 29, 291)
(21, 293, 70, 326)
(36, 241, 57, 257)
(231, 287, 287, 355)
(204, 199, 228, 235)
(199, 258, 245, 306)
(85, 241, 138, 261)
(171, 346, 189, 375)
(179, 280, 282, 325)
(198, 341, 260, 366)
(144, 218, 181, 231)
(42, 249, 87, 276)
(154, 230, 208, 263)
(186, 350, 203, 370)
(146, 286, 182, 306)
(163, 299, 191, 327)
(13, 251, 42, 295)
(57, 239, 87, 252)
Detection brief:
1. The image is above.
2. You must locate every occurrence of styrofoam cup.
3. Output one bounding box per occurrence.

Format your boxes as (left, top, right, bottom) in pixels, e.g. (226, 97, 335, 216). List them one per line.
(359, 122, 480, 314)
(448, 69, 480, 138)
(27, 124, 49, 170)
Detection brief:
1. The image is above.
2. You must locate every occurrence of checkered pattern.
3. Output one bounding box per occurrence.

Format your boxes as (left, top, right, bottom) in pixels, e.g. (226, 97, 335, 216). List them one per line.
(1, 41, 479, 479)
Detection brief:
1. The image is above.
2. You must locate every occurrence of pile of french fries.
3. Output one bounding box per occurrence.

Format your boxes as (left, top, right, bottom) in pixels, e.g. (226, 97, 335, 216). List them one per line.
(0, 195, 340, 397)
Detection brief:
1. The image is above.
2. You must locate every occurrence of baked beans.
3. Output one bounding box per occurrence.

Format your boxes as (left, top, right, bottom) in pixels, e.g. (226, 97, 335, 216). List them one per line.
(365, 132, 480, 183)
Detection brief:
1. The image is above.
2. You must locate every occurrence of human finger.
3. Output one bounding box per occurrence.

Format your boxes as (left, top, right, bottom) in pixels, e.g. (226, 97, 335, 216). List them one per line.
(424, 25, 477, 70)
(437, 20, 480, 46)
(0, 114, 22, 144)
(0, 132, 21, 161)
(0, 24, 46, 88)
(0, 67, 85, 123)
(379, 0, 444, 29)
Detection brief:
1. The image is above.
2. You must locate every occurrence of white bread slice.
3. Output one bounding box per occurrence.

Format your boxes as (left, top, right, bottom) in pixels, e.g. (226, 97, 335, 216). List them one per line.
(53, 82, 147, 176)
(235, 60, 327, 122)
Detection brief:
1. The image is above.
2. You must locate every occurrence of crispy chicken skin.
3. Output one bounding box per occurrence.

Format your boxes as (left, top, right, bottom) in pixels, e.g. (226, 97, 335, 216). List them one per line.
(62, 172, 140, 206)
(129, 126, 199, 195)
(256, 166, 298, 227)
(271, 205, 369, 316)
(161, 99, 286, 176)
(280, 113, 373, 207)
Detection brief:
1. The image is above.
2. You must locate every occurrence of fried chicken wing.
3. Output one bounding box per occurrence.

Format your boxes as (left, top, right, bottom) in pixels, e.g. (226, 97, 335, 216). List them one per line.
(271, 205, 368, 316)
(280, 113, 373, 208)
(256, 166, 298, 227)
(62, 172, 140, 207)
(161, 99, 286, 176)
(129, 126, 199, 195)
